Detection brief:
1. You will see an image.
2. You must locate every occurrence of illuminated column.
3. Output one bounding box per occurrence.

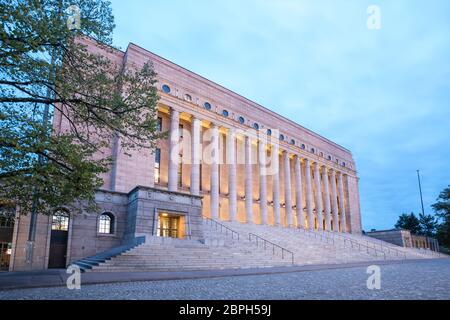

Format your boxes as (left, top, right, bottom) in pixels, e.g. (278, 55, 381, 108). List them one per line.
(314, 162, 323, 231)
(272, 144, 281, 226)
(283, 151, 293, 227)
(190, 117, 201, 196)
(227, 128, 237, 222)
(338, 172, 347, 233)
(245, 135, 253, 223)
(330, 169, 339, 232)
(168, 107, 179, 192)
(304, 159, 314, 230)
(210, 124, 220, 220)
(294, 155, 305, 228)
(259, 141, 268, 225)
(322, 166, 332, 231)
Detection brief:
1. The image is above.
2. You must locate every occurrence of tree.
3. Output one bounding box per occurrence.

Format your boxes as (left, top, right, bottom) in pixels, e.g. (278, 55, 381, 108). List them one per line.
(0, 0, 164, 216)
(395, 213, 422, 234)
(432, 186, 450, 248)
(418, 212, 437, 237)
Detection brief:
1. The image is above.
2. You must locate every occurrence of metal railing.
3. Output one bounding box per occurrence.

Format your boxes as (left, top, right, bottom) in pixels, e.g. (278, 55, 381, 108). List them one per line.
(248, 233, 295, 265)
(293, 227, 390, 260)
(203, 217, 240, 241)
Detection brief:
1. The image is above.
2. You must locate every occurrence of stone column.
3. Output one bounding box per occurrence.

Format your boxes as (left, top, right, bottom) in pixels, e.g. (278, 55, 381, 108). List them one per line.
(245, 135, 253, 224)
(338, 172, 347, 233)
(168, 108, 180, 192)
(304, 159, 314, 230)
(190, 117, 201, 196)
(259, 141, 268, 225)
(272, 144, 281, 226)
(227, 128, 237, 222)
(283, 151, 293, 227)
(314, 162, 323, 231)
(330, 169, 339, 232)
(294, 155, 304, 228)
(322, 166, 332, 231)
(210, 124, 220, 220)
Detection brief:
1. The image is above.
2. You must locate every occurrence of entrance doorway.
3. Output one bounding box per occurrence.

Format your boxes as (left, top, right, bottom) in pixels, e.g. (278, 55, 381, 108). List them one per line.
(0, 206, 15, 271)
(48, 211, 70, 269)
(157, 213, 185, 239)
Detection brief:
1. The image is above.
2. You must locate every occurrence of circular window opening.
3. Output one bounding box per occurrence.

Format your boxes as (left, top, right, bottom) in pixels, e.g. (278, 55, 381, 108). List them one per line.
(328, 155, 332, 161)
(238, 116, 245, 124)
(162, 85, 171, 93)
(267, 129, 272, 136)
(311, 148, 315, 154)
(301, 144, 306, 150)
(253, 123, 260, 130)
(290, 139, 295, 145)
(184, 94, 192, 102)
(279, 134, 285, 141)
(204, 102, 212, 110)
(342, 162, 346, 167)
(222, 110, 229, 117)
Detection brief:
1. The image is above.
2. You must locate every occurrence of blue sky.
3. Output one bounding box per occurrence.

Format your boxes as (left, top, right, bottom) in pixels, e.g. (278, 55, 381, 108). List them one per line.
(109, 0, 450, 231)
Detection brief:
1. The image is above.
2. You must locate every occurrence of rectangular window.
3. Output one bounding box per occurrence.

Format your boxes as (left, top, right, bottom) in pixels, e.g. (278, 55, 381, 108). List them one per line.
(179, 124, 184, 139)
(178, 154, 183, 188)
(154, 148, 161, 184)
(199, 164, 203, 191)
(157, 117, 162, 132)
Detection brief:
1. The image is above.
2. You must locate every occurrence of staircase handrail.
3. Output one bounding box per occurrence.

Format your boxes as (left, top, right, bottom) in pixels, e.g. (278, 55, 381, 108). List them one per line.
(203, 217, 240, 241)
(248, 233, 295, 265)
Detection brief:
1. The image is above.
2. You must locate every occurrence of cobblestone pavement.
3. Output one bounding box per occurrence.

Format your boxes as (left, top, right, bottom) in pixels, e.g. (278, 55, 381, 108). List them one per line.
(1, 259, 449, 300)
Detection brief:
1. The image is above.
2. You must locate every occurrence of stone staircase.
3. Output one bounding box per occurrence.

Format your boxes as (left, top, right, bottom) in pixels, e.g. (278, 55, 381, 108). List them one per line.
(87, 220, 292, 272)
(85, 219, 446, 273)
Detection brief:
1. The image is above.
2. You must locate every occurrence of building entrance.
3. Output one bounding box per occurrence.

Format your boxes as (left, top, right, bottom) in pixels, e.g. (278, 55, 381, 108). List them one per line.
(157, 213, 185, 239)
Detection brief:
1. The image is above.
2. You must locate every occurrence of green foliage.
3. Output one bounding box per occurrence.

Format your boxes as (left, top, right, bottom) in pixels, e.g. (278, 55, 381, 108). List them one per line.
(432, 186, 450, 248)
(0, 0, 164, 215)
(395, 212, 422, 235)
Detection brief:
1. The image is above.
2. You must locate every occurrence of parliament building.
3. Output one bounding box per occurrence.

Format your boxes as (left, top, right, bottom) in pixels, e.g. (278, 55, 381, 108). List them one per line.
(2, 38, 376, 272)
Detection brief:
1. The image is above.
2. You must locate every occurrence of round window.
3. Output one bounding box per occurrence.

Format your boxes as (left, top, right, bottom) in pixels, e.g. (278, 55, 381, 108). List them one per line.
(162, 85, 171, 93)
(253, 123, 259, 130)
(204, 102, 212, 110)
(238, 116, 245, 124)
(267, 129, 272, 136)
(279, 134, 285, 141)
(222, 110, 229, 117)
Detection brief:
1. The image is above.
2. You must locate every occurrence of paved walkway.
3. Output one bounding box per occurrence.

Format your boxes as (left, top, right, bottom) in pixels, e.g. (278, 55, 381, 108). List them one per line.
(0, 259, 427, 290)
(1, 259, 449, 300)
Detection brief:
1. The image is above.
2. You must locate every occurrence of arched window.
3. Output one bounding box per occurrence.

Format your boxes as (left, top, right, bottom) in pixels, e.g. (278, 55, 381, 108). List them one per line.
(279, 134, 285, 141)
(328, 155, 332, 161)
(301, 144, 306, 150)
(238, 116, 245, 124)
(267, 129, 272, 136)
(222, 109, 229, 117)
(162, 84, 171, 93)
(184, 94, 192, 102)
(253, 123, 260, 130)
(98, 213, 114, 234)
(52, 210, 69, 231)
(311, 148, 315, 154)
(204, 102, 212, 110)
(290, 139, 295, 145)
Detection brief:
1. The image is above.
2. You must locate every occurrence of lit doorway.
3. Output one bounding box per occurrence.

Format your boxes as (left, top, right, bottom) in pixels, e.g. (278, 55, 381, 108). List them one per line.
(157, 213, 185, 239)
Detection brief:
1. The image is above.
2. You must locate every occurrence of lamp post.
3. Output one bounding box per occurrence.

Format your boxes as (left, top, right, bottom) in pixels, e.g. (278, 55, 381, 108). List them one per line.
(416, 170, 425, 216)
